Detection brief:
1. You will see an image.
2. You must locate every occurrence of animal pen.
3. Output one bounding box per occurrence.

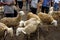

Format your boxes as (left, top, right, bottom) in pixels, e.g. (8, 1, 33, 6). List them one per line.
(0, 2, 60, 40)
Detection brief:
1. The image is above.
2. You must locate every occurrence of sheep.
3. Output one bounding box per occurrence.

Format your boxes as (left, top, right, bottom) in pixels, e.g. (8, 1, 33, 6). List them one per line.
(27, 12, 42, 25)
(38, 12, 57, 26)
(18, 14, 41, 27)
(27, 12, 40, 20)
(52, 11, 60, 20)
(48, 7, 60, 16)
(16, 18, 40, 36)
(48, 7, 54, 15)
(18, 20, 25, 27)
(18, 13, 41, 27)
(0, 11, 25, 27)
(0, 22, 13, 40)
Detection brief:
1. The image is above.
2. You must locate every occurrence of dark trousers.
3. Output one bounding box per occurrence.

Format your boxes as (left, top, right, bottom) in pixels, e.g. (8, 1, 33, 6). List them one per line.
(14, 10, 18, 17)
(30, 7, 37, 14)
(17, 1, 23, 9)
(4, 13, 14, 17)
(41, 6, 49, 13)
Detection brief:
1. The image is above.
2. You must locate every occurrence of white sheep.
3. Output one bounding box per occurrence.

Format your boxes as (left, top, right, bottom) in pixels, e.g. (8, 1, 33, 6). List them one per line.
(38, 12, 57, 26)
(52, 11, 60, 20)
(18, 12, 42, 28)
(0, 22, 13, 39)
(48, 7, 60, 16)
(18, 20, 25, 27)
(49, 7, 54, 15)
(16, 18, 40, 36)
(27, 12, 42, 25)
(0, 11, 25, 27)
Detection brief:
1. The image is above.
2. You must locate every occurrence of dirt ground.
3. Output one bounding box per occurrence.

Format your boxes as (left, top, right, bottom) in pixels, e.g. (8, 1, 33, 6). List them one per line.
(1, 22, 60, 40)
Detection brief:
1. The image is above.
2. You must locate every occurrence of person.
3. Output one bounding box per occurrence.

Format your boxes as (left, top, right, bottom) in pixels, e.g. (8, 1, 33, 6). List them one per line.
(2, 0, 15, 17)
(41, 0, 51, 13)
(51, 0, 54, 6)
(30, 0, 41, 14)
(59, 1, 60, 10)
(37, 0, 43, 13)
(26, 0, 29, 10)
(0, 0, 4, 19)
(17, 0, 23, 10)
(53, 0, 60, 11)
(13, 0, 18, 17)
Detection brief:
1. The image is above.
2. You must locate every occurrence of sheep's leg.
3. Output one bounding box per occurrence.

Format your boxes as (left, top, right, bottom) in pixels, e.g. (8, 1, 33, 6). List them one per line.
(3, 30, 9, 40)
(37, 27, 40, 40)
(25, 34, 30, 40)
(3, 33, 7, 40)
(27, 35, 30, 40)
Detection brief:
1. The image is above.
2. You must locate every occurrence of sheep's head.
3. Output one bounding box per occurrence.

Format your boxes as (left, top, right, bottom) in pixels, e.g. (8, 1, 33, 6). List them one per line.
(16, 27, 26, 36)
(51, 20, 57, 26)
(5, 27, 13, 37)
(49, 7, 53, 11)
(19, 20, 25, 27)
(48, 7, 54, 15)
(18, 11, 25, 16)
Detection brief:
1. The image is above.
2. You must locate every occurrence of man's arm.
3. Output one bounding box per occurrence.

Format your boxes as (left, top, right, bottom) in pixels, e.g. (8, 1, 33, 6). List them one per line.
(37, 0, 43, 13)
(38, 0, 43, 7)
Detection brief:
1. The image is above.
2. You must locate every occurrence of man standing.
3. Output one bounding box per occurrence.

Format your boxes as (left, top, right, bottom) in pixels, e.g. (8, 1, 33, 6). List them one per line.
(41, 0, 51, 13)
(30, 0, 41, 14)
(3, 0, 15, 17)
(53, 0, 60, 11)
(17, 0, 23, 10)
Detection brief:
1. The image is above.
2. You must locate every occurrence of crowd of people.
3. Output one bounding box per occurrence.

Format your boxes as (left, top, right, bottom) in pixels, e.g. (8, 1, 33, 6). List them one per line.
(0, 0, 60, 17)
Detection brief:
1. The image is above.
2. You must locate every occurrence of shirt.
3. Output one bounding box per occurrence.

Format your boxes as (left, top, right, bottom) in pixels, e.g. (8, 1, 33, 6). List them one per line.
(54, 0, 60, 3)
(31, 0, 38, 8)
(3, 0, 14, 3)
(42, 0, 50, 7)
(3, 0, 14, 14)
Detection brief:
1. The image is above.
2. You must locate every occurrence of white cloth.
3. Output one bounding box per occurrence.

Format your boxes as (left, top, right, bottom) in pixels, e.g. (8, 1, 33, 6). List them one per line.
(31, 0, 38, 8)
(54, 0, 60, 3)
